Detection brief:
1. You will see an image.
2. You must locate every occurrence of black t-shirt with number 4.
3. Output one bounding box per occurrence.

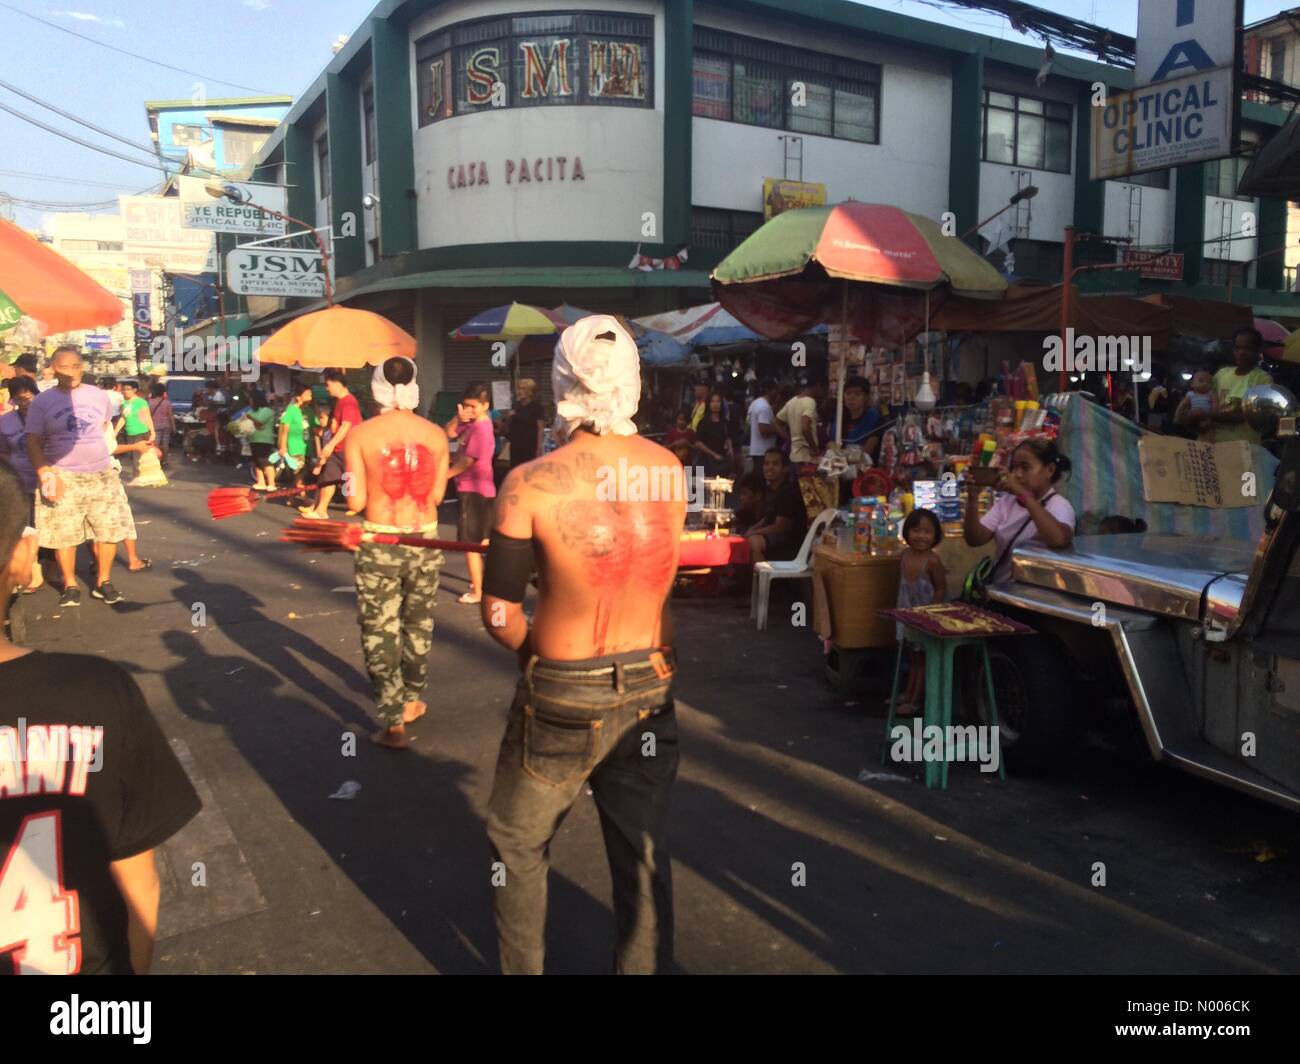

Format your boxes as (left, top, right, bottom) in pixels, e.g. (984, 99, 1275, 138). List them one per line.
(0, 652, 201, 975)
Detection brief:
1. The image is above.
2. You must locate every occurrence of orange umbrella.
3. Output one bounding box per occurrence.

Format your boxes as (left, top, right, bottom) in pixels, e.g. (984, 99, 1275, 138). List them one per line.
(254, 305, 416, 368)
(0, 217, 123, 335)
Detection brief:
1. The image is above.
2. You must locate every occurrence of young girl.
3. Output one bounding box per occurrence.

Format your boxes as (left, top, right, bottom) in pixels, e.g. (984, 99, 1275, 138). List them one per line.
(894, 507, 947, 716)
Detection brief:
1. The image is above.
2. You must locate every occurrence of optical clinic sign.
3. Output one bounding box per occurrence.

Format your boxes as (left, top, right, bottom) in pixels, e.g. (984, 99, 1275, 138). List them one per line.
(1092, 0, 1241, 180)
(182, 182, 287, 236)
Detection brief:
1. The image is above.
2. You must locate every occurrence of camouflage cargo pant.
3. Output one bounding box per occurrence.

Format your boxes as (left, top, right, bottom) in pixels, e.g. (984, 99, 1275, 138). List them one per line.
(354, 541, 445, 727)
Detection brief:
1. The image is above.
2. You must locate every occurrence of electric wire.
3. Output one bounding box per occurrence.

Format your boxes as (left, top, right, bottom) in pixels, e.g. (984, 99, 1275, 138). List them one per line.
(0, 0, 282, 96)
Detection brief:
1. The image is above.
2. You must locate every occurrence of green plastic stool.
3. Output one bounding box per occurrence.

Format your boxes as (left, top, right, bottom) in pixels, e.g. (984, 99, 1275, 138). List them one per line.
(881, 630, 1007, 788)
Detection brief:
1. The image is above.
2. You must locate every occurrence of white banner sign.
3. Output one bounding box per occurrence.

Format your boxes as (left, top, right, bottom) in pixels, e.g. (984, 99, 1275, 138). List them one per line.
(183, 180, 287, 236)
(1091, 67, 1234, 180)
(226, 247, 325, 297)
(1136, 0, 1238, 88)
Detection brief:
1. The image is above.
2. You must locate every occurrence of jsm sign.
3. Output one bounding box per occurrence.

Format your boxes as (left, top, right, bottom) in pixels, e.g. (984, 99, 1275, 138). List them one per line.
(448, 156, 586, 189)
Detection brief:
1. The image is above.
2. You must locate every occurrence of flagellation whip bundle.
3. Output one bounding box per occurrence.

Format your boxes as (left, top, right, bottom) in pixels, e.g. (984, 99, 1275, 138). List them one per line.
(207, 485, 310, 520)
(279, 518, 487, 553)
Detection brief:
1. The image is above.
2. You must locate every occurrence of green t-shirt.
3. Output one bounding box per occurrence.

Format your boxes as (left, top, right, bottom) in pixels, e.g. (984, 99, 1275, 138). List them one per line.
(1213, 365, 1273, 445)
(248, 406, 276, 445)
(279, 403, 308, 456)
(121, 396, 151, 436)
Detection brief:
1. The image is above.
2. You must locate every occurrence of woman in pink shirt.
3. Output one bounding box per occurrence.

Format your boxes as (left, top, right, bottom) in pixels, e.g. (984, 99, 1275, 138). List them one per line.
(445, 381, 497, 604)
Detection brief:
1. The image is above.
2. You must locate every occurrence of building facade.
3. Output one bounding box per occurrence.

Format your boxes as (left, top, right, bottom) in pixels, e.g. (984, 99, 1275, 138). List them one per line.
(247, 0, 1300, 402)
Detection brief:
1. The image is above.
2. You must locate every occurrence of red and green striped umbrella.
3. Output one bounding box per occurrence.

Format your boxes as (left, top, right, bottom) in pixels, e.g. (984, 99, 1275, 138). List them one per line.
(711, 202, 1007, 344)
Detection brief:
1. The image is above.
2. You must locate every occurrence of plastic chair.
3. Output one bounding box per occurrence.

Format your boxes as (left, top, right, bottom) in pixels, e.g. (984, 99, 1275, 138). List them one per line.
(750, 508, 837, 631)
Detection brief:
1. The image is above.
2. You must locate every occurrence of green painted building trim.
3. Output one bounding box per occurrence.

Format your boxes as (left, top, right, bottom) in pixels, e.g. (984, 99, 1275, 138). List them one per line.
(248, 265, 713, 331)
(1256, 197, 1289, 292)
(1073, 82, 1105, 236)
(1173, 162, 1206, 288)
(663, 0, 693, 248)
(326, 72, 366, 277)
(949, 51, 982, 246)
(283, 122, 316, 225)
(370, 17, 417, 257)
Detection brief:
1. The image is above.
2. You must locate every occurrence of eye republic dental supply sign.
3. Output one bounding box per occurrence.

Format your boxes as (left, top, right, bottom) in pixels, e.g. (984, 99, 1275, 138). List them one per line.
(182, 181, 287, 236)
(225, 247, 325, 298)
(1091, 0, 1241, 180)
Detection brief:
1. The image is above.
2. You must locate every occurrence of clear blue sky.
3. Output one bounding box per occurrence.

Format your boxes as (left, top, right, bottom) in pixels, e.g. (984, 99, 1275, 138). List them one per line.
(0, 0, 1296, 228)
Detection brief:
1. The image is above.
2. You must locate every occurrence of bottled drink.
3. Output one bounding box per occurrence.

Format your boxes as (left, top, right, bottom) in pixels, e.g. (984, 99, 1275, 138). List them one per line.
(851, 497, 873, 553)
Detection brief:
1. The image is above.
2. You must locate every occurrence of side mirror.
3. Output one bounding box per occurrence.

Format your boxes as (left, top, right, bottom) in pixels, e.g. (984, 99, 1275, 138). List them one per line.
(1244, 383, 1297, 441)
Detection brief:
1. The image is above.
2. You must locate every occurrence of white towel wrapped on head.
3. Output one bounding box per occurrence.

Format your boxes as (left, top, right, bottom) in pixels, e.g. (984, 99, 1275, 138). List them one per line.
(552, 315, 640, 439)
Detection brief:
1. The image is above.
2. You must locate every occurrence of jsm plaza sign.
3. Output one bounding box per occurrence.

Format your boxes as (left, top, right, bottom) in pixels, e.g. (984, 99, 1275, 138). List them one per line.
(448, 155, 586, 189)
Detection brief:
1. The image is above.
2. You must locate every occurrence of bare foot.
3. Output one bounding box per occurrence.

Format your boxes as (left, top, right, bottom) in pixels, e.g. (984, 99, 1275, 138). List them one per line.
(402, 700, 427, 723)
(369, 725, 412, 749)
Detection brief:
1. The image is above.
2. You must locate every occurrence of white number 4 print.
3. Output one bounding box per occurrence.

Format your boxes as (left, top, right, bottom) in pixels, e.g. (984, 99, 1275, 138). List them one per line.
(0, 812, 82, 974)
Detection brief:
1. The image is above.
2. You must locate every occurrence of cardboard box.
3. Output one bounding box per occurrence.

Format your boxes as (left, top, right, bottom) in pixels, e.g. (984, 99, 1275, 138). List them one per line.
(1138, 437, 1254, 508)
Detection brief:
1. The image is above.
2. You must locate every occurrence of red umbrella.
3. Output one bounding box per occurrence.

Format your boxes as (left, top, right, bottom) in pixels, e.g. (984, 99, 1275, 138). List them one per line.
(0, 217, 123, 335)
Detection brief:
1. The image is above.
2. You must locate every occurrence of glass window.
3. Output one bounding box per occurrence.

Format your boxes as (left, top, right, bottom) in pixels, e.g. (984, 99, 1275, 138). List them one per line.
(834, 80, 876, 142)
(733, 59, 783, 128)
(691, 207, 763, 250)
(1016, 112, 1046, 169)
(587, 39, 649, 103)
(316, 137, 330, 199)
(1045, 116, 1071, 171)
(984, 108, 1015, 163)
(693, 51, 731, 119)
(513, 35, 577, 104)
(456, 41, 507, 113)
(419, 52, 453, 126)
(787, 77, 831, 137)
(982, 90, 1070, 173)
(362, 88, 376, 163)
(1124, 169, 1170, 189)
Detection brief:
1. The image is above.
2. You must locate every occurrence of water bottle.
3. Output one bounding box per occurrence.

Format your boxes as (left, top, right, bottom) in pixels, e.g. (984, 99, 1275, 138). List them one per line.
(869, 499, 890, 556)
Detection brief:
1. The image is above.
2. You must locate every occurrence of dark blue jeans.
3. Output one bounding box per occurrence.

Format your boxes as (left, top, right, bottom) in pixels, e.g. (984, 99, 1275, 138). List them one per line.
(487, 647, 680, 974)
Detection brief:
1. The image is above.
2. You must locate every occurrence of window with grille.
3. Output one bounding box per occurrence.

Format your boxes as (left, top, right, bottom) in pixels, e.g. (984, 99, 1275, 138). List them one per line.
(981, 90, 1071, 173)
(691, 28, 880, 144)
(414, 11, 652, 127)
(692, 207, 763, 250)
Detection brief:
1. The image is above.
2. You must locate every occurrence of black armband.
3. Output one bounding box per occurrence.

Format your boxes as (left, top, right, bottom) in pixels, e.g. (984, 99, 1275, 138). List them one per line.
(483, 530, 534, 604)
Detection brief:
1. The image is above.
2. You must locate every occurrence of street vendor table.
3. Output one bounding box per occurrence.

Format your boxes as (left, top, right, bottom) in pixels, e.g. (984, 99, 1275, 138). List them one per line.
(677, 533, 750, 569)
(879, 604, 1033, 789)
(812, 532, 997, 649)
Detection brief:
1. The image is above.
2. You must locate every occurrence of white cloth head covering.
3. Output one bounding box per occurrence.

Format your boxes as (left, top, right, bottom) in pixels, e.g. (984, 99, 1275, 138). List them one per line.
(371, 357, 420, 411)
(552, 315, 640, 438)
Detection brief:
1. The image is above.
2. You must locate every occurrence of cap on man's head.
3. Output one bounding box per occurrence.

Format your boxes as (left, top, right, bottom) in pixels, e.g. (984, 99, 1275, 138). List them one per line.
(12, 353, 38, 374)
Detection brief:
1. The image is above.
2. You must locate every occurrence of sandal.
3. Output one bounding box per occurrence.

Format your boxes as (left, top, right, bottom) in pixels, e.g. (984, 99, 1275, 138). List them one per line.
(457, 591, 482, 605)
(128, 559, 152, 572)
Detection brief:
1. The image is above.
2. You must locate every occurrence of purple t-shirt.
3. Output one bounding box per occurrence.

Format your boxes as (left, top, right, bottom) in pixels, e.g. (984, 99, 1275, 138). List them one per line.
(454, 417, 497, 498)
(0, 409, 37, 491)
(25, 384, 113, 473)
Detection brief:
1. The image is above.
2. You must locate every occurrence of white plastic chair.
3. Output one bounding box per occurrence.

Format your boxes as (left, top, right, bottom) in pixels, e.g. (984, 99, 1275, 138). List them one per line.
(750, 507, 837, 631)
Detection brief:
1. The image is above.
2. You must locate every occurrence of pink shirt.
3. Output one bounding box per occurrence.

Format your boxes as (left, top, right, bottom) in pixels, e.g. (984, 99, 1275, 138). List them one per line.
(980, 490, 1075, 583)
(454, 417, 497, 498)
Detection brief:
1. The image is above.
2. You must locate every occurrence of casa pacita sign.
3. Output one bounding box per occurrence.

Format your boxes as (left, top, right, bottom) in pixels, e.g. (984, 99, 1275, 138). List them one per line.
(447, 156, 586, 189)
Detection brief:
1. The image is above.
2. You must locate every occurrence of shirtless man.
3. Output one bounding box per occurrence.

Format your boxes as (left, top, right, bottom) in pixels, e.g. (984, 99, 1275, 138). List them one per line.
(481, 315, 687, 975)
(341, 356, 449, 748)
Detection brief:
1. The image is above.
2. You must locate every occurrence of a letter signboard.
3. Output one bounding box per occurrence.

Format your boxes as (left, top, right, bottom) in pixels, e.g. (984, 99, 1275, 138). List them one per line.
(1092, 0, 1242, 180)
(1121, 248, 1185, 280)
(226, 248, 326, 298)
(183, 182, 288, 236)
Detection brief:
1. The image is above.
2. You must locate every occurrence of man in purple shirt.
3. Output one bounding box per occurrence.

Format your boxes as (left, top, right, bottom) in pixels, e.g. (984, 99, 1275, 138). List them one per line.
(25, 346, 136, 608)
(445, 381, 497, 605)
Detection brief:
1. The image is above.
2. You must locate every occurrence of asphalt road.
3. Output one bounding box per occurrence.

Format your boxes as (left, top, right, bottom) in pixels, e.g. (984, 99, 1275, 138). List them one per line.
(12, 459, 1300, 974)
